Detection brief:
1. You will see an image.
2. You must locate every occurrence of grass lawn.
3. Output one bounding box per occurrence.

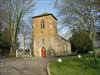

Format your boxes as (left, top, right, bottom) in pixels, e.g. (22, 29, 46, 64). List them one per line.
(95, 48, 100, 51)
(49, 55, 100, 75)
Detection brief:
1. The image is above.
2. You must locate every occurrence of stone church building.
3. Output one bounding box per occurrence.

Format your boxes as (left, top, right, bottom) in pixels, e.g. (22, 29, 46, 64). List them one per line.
(32, 13, 71, 57)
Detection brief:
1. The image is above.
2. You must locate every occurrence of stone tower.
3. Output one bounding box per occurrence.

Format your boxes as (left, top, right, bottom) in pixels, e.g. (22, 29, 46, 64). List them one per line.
(33, 13, 71, 57)
(33, 13, 58, 57)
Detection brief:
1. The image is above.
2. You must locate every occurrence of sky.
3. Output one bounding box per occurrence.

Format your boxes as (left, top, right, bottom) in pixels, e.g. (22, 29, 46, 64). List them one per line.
(24, 0, 58, 21)
(20, 0, 59, 49)
(19, 0, 69, 49)
(33, 0, 69, 36)
(19, 0, 100, 49)
(23, 0, 67, 35)
(33, 0, 58, 17)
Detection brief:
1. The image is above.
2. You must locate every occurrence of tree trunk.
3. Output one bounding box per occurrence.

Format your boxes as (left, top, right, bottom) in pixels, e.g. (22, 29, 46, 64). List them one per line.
(74, 50, 78, 55)
(9, 45, 13, 56)
(9, 45, 16, 57)
(92, 31, 97, 63)
(23, 33, 26, 51)
(93, 48, 97, 63)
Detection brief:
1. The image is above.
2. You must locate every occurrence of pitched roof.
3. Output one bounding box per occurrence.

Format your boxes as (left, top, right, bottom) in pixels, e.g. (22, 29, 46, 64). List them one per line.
(32, 12, 57, 20)
(58, 35, 70, 42)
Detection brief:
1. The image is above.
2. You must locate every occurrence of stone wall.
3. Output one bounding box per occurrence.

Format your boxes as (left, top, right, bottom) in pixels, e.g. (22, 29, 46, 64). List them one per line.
(33, 13, 71, 57)
(49, 35, 71, 56)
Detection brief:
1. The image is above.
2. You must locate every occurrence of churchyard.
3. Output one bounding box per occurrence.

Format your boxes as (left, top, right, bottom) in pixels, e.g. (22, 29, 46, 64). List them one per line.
(49, 51, 100, 75)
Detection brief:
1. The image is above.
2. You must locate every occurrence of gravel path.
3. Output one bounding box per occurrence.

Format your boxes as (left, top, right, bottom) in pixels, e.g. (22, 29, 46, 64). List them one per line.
(0, 58, 48, 75)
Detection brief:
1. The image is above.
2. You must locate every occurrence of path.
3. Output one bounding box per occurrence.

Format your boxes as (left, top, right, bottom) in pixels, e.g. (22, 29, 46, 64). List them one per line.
(0, 58, 48, 75)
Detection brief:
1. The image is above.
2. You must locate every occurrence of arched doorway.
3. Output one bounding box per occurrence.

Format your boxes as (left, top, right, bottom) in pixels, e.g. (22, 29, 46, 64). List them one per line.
(41, 47, 46, 57)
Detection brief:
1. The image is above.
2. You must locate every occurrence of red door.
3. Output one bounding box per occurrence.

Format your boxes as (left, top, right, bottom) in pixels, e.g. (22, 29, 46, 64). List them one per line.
(41, 47, 46, 57)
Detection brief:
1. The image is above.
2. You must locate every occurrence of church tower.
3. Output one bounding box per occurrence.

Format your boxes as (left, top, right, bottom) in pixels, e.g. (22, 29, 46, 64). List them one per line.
(33, 13, 57, 57)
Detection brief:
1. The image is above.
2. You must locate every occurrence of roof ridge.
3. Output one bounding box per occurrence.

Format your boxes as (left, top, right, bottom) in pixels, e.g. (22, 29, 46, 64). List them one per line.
(32, 12, 57, 20)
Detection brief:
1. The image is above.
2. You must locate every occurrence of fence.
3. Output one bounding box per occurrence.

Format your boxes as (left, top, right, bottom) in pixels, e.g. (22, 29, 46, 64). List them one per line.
(16, 50, 32, 57)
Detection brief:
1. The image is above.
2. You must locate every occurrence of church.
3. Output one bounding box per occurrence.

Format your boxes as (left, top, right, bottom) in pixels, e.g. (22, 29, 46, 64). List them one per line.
(32, 13, 71, 57)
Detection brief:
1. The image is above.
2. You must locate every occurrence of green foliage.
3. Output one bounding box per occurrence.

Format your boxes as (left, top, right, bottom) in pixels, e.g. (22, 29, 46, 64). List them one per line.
(0, 31, 11, 56)
(70, 31, 93, 53)
(56, 0, 99, 64)
(0, 32, 11, 48)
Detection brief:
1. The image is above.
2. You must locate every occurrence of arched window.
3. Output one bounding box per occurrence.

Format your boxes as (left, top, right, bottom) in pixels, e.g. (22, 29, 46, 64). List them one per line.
(41, 19, 45, 29)
(42, 38, 44, 43)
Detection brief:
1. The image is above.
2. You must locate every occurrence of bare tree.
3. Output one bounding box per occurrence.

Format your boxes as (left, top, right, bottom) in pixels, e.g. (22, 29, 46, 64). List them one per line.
(19, 21, 31, 51)
(9, 0, 35, 55)
(55, 0, 100, 63)
(0, 0, 36, 56)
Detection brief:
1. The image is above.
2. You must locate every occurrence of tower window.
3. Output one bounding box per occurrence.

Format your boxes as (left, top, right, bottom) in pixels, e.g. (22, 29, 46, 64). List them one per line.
(42, 38, 44, 43)
(41, 21, 42, 29)
(41, 19, 45, 29)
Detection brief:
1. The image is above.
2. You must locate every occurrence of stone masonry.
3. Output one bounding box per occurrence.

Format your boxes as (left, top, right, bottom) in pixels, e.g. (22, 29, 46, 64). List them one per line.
(32, 13, 71, 57)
